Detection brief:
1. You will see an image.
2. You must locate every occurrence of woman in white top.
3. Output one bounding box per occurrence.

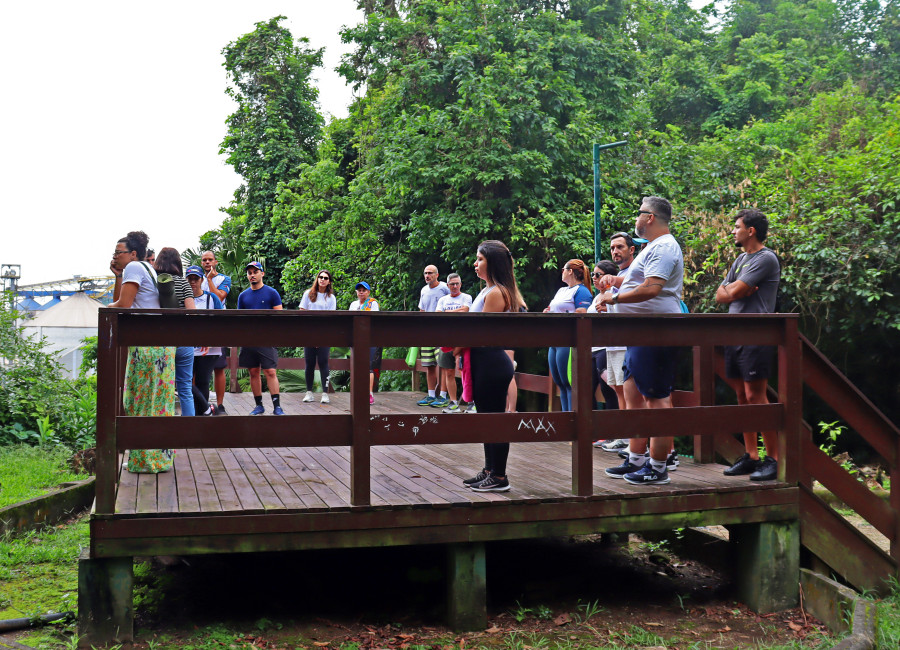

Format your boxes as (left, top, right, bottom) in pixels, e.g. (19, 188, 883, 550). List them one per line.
(300, 270, 337, 404)
(460, 240, 526, 493)
(347, 281, 381, 404)
(109, 230, 175, 473)
(542, 259, 593, 411)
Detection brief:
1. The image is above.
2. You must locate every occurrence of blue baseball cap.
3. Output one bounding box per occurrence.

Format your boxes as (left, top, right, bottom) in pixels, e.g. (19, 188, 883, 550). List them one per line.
(245, 261, 264, 272)
(185, 265, 204, 278)
(355, 281, 371, 291)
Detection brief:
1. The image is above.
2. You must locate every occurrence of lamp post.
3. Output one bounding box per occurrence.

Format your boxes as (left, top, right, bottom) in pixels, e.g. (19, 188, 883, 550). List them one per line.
(592, 140, 627, 262)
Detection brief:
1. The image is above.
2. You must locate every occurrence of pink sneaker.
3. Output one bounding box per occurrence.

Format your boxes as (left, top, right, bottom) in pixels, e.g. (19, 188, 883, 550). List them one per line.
(369, 394, 375, 404)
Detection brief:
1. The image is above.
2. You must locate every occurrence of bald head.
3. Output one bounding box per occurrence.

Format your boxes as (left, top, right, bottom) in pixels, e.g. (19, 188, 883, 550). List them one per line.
(424, 265, 439, 288)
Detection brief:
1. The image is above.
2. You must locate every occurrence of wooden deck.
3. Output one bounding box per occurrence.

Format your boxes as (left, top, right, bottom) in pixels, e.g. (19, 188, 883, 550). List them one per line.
(92, 390, 798, 560)
(117, 391, 789, 516)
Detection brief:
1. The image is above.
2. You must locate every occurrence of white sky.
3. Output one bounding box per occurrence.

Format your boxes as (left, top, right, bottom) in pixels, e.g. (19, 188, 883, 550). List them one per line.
(0, 1, 363, 288)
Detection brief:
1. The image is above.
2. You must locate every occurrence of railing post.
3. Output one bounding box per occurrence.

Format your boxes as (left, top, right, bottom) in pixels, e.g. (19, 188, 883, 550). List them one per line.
(95, 311, 118, 516)
(892, 436, 900, 564)
(572, 317, 593, 496)
(693, 345, 716, 463)
(350, 313, 372, 506)
(228, 347, 240, 393)
(778, 317, 802, 484)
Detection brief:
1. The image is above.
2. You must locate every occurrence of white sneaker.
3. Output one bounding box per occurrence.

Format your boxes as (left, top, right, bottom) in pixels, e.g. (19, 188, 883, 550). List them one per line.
(321, 393, 330, 404)
(303, 391, 314, 403)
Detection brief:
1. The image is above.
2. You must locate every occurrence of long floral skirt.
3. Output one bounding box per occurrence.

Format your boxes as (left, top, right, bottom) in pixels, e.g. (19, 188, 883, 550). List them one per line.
(123, 346, 176, 473)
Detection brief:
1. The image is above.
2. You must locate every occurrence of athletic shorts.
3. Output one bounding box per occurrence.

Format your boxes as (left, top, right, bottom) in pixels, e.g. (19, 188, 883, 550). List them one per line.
(214, 351, 229, 370)
(724, 345, 774, 382)
(606, 349, 627, 386)
(420, 346, 438, 367)
(238, 346, 278, 370)
(369, 347, 383, 371)
(623, 346, 679, 399)
(438, 350, 456, 369)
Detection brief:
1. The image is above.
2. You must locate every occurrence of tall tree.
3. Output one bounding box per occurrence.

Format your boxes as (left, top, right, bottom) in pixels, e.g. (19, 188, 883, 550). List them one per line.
(220, 16, 325, 294)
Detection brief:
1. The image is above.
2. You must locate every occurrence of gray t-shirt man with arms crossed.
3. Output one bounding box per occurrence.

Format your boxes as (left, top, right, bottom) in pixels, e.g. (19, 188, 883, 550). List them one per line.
(716, 208, 781, 482)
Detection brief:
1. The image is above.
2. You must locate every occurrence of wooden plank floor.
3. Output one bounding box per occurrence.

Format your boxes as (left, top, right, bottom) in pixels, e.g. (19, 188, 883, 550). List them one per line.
(117, 391, 784, 516)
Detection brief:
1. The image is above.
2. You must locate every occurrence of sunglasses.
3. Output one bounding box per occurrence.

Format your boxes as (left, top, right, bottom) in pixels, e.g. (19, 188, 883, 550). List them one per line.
(591, 272, 604, 278)
(318, 275, 331, 280)
(113, 249, 131, 256)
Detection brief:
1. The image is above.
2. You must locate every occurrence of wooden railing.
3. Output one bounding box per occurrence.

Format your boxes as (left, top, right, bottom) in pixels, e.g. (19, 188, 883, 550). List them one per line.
(96, 309, 801, 515)
(793, 335, 900, 591)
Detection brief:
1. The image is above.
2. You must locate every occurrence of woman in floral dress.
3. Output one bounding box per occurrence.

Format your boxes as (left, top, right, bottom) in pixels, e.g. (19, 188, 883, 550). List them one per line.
(110, 231, 176, 473)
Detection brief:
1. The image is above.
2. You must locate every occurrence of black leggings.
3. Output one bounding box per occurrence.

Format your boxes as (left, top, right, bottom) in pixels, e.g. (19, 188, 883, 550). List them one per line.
(304, 347, 330, 391)
(193, 354, 219, 404)
(470, 347, 514, 477)
(591, 349, 619, 409)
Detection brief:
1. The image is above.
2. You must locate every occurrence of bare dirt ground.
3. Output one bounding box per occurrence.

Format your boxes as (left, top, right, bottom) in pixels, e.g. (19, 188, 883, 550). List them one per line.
(126, 531, 832, 649)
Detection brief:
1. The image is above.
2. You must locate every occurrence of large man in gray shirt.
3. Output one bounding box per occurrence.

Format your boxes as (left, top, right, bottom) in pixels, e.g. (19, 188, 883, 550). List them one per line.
(598, 196, 684, 486)
(715, 208, 781, 481)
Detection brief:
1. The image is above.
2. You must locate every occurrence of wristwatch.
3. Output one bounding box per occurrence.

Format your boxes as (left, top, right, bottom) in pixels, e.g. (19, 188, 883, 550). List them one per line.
(612, 293, 619, 305)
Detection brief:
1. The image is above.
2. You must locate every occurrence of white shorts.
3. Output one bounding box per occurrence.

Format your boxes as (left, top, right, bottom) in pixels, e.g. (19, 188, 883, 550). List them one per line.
(606, 349, 627, 386)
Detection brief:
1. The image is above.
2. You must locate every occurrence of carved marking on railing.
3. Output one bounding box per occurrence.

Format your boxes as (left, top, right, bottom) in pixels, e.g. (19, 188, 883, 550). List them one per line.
(518, 418, 556, 436)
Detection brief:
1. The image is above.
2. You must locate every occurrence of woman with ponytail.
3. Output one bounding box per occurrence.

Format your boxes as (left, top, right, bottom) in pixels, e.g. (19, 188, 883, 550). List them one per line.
(542, 259, 592, 411)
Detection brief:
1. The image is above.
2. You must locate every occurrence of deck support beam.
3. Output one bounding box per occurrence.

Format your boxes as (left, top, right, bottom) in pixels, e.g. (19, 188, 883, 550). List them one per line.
(446, 542, 487, 631)
(729, 520, 799, 613)
(77, 552, 133, 647)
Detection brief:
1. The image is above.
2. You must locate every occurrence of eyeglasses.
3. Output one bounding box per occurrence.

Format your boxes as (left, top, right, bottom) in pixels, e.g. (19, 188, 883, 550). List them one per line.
(113, 249, 131, 256)
(318, 275, 330, 280)
(563, 266, 572, 271)
(448, 282, 461, 286)
(638, 210, 653, 217)
(591, 272, 604, 278)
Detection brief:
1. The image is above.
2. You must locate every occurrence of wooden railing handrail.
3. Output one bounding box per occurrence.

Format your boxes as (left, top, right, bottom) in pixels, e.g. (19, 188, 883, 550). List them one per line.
(794, 334, 900, 563)
(95, 309, 801, 513)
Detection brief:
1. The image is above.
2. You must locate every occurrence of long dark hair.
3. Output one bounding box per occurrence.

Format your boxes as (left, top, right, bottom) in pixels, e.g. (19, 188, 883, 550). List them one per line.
(477, 240, 526, 312)
(154, 247, 183, 276)
(307, 269, 334, 302)
(118, 231, 150, 261)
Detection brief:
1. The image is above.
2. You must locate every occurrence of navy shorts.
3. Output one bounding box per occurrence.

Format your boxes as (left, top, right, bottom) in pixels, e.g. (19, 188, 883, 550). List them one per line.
(724, 345, 774, 382)
(238, 346, 278, 370)
(623, 346, 679, 399)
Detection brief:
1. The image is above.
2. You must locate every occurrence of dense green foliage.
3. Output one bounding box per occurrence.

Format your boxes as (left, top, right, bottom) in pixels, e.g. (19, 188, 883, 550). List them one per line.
(203, 0, 900, 420)
(1, 294, 96, 449)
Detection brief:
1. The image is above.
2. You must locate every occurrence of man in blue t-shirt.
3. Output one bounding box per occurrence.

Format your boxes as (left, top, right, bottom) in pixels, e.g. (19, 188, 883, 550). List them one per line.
(716, 208, 781, 482)
(237, 261, 284, 415)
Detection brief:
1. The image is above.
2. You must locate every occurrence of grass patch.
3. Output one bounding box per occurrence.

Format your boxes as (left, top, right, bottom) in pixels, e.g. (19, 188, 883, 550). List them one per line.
(0, 514, 88, 638)
(0, 444, 88, 508)
(874, 577, 900, 648)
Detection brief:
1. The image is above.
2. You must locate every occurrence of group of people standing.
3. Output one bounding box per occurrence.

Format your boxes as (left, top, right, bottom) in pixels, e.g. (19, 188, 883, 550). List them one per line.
(111, 196, 780, 490)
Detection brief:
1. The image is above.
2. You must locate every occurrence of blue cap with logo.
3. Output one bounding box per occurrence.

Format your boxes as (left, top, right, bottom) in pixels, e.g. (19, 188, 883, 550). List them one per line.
(245, 261, 264, 272)
(185, 265, 204, 278)
(355, 281, 371, 291)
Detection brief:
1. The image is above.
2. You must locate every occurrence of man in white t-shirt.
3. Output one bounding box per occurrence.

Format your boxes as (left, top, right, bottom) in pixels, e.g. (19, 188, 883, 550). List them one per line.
(433, 273, 473, 412)
(599, 196, 684, 486)
(200, 251, 233, 414)
(416, 265, 450, 406)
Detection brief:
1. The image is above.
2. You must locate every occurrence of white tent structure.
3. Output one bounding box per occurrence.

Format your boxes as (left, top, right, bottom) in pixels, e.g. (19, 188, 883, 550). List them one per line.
(23, 292, 102, 378)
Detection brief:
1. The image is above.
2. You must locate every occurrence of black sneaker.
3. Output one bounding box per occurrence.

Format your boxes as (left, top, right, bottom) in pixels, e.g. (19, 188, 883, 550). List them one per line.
(605, 459, 646, 478)
(216, 404, 227, 415)
(470, 474, 510, 492)
(623, 464, 670, 485)
(666, 451, 679, 471)
(750, 456, 778, 481)
(724, 452, 760, 476)
(463, 469, 491, 487)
